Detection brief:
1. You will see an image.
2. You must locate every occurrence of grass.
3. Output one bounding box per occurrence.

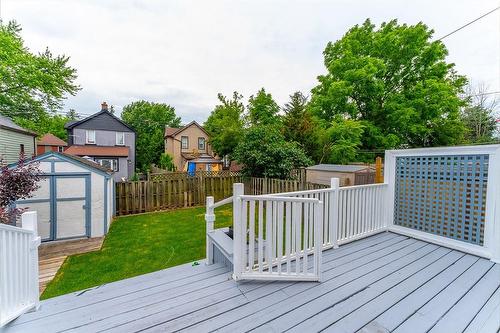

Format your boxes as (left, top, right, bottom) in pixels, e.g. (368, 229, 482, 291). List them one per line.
(41, 205, 233, 300)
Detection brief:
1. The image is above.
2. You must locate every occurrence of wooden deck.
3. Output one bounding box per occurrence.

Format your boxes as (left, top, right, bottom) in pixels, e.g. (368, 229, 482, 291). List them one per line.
(38, 237, 104, 293)
(6, 232, 500, 333)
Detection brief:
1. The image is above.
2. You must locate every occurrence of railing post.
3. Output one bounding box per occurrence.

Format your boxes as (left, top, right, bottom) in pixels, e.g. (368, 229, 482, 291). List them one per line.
(330, 178, 340, 249)
(314, 200, 324, 281)
(21, 211, 41, 311)
(232, 183, 244, 280)
(205, 196, 215, 265)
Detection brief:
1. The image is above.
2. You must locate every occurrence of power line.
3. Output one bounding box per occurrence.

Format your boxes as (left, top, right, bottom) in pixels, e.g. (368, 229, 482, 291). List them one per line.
(437, 7, 500, 40)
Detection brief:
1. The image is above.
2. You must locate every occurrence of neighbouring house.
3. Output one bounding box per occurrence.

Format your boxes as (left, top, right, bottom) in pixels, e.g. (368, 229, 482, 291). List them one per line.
(0, 114, 37, 164)
(64, 102, 136, 182)
(12, 151, 114, 242)
(36, 133, 68, 155)
(164, 120, 222, 173)
(306, 164, 375, 186)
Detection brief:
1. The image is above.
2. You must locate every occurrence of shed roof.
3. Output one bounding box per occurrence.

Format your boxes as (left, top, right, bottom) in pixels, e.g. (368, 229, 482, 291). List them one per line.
(0, 114, 37, 136)
(37, 133, 68, 146)
(60, 153, 114, 174)
(8, 151, 113, 175)
(306, 164, 373, 173)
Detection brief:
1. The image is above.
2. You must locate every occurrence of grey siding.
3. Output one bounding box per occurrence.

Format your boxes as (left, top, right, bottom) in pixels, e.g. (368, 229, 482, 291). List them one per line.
(0, 128, 36, 164)
(71, 112, 133, 132)
(70, 128, 135, 181)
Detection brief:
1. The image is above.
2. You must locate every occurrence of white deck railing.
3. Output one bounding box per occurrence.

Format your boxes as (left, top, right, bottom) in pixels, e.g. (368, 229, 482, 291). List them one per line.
(0, 212, 40, 327)
(206, 179, 389, 282)
(337, 183, 388, 244)
(233, 194, 323, 281)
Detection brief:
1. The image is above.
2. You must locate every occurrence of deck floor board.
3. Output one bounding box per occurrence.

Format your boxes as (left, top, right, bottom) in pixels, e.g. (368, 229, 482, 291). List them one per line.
(5, 231, 499, 333)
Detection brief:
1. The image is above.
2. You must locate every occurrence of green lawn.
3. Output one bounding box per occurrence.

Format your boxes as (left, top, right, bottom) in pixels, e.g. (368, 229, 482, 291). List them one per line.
(41, 205, 233, 299)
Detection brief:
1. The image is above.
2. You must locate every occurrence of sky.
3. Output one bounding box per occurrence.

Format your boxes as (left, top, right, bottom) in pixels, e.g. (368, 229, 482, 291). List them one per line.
(2, 0, 499, 123)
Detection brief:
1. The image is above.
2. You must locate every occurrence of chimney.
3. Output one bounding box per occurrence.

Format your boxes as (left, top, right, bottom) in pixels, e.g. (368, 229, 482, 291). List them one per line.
(101, 102, 108, 111)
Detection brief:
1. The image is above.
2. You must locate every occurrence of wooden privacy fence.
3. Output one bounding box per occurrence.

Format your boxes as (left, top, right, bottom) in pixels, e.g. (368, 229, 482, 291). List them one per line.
(246, 177, 328, 195)
(115, 174, 243, 215)
(115, 175, 326, 216)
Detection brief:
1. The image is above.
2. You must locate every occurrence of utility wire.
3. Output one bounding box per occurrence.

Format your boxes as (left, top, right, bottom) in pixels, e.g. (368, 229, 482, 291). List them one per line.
(437, 6, 500, 40)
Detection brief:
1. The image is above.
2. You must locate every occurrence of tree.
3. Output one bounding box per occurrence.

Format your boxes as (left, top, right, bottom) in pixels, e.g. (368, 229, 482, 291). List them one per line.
(14, 113, 69, 140)
(0, 21, 79, 119)
(0, 155, 40, 223)
(321, 118, 365, 164)
(247, 88, 281, 127)
(461, 83, 499, 143)
(282, 92, 323, 161)
(233, 125, 311, 179)
(158, 153, 176, 171)
(204, 92, 245, 158)
(66, 109, 79, 120)
(310, 19, 467, 151)
(121, 101, 181, 171)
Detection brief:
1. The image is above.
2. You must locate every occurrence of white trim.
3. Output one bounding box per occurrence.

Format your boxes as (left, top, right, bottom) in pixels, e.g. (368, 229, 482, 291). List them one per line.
(385, 144, 500, 155)
(85, 130, 96, 144)
(389, 225, 491, 259)
(115, 132, 125, 146)
(385, 145, 500, 263)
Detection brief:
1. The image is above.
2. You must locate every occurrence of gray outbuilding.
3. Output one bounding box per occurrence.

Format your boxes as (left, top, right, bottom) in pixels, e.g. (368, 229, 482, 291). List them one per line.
(13, 151, 115, 242)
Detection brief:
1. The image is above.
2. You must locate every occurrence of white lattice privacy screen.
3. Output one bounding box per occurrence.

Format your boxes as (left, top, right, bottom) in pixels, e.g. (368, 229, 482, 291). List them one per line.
(394, 155, 489, 245)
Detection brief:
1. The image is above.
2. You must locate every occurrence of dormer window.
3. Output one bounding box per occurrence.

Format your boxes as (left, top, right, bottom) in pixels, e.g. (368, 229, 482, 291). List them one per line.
(86, 130, 96, 144)
(116, 132, 125, 146)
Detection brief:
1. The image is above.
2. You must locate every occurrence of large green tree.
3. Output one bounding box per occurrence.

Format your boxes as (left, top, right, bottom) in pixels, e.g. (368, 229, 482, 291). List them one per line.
(233, 125, 311, 179)
(122, 101, 181, 172)
(0, 21, 79, 119)
(247, 88, 281, 127)
(310, 19, 467, 152)
(14, 114, 69, 140)
(204, 92, 245, 158)
(282, 92, 323, 161)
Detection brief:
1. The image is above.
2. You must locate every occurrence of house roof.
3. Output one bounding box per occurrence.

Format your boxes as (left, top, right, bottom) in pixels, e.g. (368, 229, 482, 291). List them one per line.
(0, 114, 37, 136)
(37, 133, 68, 146)
(306, 164, 374, 173)
(164, 121, 209, 138)
(65, 145, 130, 157)
(64, 110, 135, 132)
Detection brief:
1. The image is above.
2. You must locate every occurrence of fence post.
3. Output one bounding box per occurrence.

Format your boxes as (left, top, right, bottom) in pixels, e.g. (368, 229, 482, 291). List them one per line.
(232, 183, 244, 280)
(330, 178, 340, 249)
(205, 196, 215, 265)
(375, 156, 383, 183)
(21, 211, 41, 311)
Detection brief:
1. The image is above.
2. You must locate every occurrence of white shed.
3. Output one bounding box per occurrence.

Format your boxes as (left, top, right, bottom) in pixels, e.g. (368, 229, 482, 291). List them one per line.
(13, 152, 114, 242)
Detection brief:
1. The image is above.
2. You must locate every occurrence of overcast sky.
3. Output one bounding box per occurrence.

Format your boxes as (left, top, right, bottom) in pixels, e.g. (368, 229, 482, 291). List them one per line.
(3, 0, 499, 123)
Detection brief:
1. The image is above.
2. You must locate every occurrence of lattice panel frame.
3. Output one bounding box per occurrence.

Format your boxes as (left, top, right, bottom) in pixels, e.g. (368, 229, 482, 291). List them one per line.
(394, 154, 489, 245)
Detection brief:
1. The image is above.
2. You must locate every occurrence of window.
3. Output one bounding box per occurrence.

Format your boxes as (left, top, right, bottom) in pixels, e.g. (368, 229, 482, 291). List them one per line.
(181, 136, 189, 149)
(95, 158, 119, 171)
(58, 146, 64, 153)
(20, 144, 25, 155)
(86, 130, 96, 144)
(198, 137, 206, 150)
(116, 132, 125, 146)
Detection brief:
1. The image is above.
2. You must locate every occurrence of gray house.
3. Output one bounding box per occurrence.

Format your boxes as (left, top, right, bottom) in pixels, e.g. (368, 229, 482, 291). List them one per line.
(0, 115, 37, 164)
(65, 102, 135, 181)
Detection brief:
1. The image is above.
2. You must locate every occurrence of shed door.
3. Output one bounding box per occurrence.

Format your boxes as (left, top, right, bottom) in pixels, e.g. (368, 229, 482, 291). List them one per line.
(55, 176, 89, 239)
(16, 176, 52, 241)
